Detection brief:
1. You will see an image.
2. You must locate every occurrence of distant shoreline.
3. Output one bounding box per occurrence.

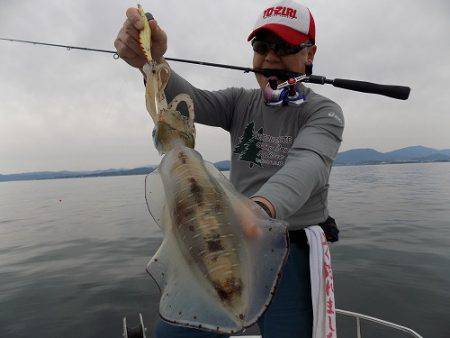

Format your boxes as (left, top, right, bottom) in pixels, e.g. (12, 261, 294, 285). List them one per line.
(2, 145, 450, 183)
(1, 160, 449, 183)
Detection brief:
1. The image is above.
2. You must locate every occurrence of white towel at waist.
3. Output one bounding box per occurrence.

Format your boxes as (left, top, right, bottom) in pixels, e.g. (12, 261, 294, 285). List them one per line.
(305, 226, 337, 338)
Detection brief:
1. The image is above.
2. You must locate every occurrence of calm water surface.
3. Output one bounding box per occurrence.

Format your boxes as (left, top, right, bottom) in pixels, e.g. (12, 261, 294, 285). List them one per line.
(0, 163, 449, 337)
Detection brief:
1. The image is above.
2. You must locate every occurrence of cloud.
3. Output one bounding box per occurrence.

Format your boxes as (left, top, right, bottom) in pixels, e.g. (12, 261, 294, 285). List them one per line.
(0, 0, 449, 173)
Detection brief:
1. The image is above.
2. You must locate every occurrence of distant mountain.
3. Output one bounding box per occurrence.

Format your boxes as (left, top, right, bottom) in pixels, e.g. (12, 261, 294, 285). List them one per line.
(335, 146, 450, 165)
(214, 160, 231, 171)
(384, 146, 439, 160)
(2, 146, 448, 182)
(334, 148, 385, 164)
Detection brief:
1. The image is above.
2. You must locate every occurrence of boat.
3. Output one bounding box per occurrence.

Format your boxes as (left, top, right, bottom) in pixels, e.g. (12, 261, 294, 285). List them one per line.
(122, 309, 424, 337)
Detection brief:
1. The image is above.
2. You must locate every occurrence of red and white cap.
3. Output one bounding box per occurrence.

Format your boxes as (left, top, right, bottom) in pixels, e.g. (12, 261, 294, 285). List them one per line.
(247, 0, 316, 45)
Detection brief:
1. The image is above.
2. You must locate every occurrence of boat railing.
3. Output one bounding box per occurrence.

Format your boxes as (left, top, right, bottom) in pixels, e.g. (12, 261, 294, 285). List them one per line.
(232, 308, 424, 338)
(122, 309, 424, 338)
(335, 308, 423, 338)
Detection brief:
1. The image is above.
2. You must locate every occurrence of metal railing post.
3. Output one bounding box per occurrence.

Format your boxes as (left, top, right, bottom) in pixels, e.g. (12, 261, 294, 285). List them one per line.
(356, 316, 362, 338)
(336, 309, 423, 338)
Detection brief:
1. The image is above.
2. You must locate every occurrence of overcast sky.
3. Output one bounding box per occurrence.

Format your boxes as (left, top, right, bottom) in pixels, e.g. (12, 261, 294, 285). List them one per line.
(1, 0, 449, 174)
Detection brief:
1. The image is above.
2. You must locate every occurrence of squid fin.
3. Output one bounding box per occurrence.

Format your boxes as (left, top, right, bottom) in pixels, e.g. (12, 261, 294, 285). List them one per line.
(144, 169, 165, 229)
(147, 209, 242, 333)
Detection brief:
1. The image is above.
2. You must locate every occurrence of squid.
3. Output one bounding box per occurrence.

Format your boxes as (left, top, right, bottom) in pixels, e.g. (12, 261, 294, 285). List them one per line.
(137, 4, 289, 334)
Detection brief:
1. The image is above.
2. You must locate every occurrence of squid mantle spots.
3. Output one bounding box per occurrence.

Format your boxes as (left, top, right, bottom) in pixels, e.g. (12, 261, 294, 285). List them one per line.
(214, 199, 223, 213)
(224, 277, 242, 295)
(213, 277, 242, 302)
(173, 198, 194, 225)
(188, 177, 203, 203)
(207, 239, 224, 252)
(213, 282, 231, 302)
(178, 151, 188, 164)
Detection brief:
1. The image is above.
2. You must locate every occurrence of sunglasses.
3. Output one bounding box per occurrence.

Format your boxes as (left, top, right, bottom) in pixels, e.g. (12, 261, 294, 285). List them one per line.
(252, 39, 313, 57)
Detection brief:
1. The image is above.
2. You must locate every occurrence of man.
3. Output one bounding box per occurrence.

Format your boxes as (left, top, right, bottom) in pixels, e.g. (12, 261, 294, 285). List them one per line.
(115, 0, 343, 337)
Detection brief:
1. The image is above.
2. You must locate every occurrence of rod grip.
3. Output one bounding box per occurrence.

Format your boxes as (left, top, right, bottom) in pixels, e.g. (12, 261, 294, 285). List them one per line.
(332, 78, 411, 100)
(306, 75, 327, 84)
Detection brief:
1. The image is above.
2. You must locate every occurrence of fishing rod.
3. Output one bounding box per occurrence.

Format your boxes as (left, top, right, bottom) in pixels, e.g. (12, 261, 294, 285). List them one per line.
(0, 37, 410, 100)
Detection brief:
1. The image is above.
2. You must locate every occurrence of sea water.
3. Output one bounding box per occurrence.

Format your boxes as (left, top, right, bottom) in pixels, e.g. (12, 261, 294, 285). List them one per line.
(1, 163, 449, 337)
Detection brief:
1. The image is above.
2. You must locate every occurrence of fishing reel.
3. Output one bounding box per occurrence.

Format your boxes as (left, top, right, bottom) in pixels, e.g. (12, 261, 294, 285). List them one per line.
(263, 75, 308, 106)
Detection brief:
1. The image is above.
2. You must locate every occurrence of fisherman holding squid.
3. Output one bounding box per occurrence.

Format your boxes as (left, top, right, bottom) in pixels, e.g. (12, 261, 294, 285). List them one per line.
(115, 1, 343, 337)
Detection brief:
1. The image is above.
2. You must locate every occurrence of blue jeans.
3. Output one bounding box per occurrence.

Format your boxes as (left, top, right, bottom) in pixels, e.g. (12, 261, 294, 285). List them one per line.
(153, 237, 313, 338)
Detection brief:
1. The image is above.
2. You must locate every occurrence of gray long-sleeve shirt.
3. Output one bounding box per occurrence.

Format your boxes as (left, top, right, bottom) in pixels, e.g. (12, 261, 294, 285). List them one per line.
(164, 70, 344, 230)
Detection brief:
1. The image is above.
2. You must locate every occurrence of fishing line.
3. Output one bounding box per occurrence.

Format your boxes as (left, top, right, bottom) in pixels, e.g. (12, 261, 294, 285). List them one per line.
(0, 37, 411, 100)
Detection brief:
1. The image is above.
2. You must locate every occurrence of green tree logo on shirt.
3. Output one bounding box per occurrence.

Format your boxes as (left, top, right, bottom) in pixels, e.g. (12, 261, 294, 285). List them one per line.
(234, 121, 262, 168)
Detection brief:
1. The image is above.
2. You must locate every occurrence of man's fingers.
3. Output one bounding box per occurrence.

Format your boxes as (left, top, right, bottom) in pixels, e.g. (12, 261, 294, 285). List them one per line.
(119, 7, 166, 65)
(126, 7, 144, 30)
(149, 20, 166, 42)
(125, 9, 166, 47)
(114, 38, 140, 61)
(236, 203, 263, 239)
(242, 219, 263, 239)
(148, 20, 158, 31)
(124, 19, 140, 40)
(117, 28, 143, 57)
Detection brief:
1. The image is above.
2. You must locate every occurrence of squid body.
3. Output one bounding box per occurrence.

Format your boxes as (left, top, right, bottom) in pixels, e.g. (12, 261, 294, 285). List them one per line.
(137, 4, 289, 334)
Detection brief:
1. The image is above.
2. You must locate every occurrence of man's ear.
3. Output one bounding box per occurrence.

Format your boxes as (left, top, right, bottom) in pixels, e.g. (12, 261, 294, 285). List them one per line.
(305, 45, 317, 75)
(308, 45, 317, 63)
